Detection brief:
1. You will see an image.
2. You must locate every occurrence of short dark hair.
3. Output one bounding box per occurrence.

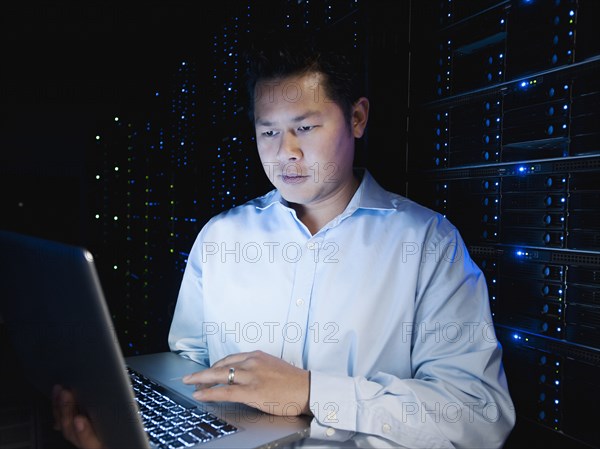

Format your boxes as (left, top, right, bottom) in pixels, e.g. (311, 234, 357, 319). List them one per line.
(243, 28, 364, 126)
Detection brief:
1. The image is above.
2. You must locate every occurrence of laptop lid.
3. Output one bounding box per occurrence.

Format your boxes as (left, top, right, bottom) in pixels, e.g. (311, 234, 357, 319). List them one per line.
(0, 230, 310, 448)
(0, 229, 149, 448)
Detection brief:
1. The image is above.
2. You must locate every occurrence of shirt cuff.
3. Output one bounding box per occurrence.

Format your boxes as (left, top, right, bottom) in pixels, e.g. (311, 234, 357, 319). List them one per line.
(308, 370, 357, 442)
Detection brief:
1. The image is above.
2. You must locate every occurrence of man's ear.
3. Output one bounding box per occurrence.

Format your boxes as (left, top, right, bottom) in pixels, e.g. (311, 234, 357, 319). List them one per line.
(351, 97, 370, 138)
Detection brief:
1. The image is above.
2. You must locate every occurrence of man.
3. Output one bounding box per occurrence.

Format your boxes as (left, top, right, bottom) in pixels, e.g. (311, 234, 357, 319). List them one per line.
(55, 29, 515, 448)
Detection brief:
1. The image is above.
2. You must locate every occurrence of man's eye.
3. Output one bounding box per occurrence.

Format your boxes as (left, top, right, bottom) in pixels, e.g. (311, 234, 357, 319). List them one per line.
(262, 130, 278, 137)
(298, 126, 315, 132)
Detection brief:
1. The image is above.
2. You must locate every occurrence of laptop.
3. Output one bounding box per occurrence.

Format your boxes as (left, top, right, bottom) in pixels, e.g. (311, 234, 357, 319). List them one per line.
(0, 229, 311, 449)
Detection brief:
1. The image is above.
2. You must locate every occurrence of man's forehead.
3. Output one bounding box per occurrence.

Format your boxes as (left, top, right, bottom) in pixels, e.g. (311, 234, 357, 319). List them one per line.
(255, 109, 323, 127)
(254, 73, 333, 112)
(256, 71, 323, 87)
(255, 72, 325, 96)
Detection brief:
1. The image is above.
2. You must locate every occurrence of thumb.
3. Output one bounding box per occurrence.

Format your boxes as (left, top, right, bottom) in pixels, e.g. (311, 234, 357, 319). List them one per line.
(73, 415, 104, 449)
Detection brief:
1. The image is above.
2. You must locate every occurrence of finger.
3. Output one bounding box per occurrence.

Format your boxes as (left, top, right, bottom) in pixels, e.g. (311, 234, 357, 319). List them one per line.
(73, 415, 104, 449)
(194, 382, 217, 391)
(183, 365, 233, 386)
(59, 389, 77, 442)
(211, 351, 255, 369)
(192, 383, 242, 403)
(184, 365, 244, 387)
(182, 370, 218, 386)
(182, 352, 254, 385)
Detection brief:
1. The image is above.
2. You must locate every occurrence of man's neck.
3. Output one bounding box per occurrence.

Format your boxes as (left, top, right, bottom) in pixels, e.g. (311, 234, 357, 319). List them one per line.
(292, 175, 360, 235)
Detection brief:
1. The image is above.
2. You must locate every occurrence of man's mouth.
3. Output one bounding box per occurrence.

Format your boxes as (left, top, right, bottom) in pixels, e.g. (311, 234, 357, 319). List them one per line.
(281, 174, 309, 184)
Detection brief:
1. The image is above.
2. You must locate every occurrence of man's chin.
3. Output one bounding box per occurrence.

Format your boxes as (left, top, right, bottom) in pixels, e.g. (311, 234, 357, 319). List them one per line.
(277, 188, 312, 206)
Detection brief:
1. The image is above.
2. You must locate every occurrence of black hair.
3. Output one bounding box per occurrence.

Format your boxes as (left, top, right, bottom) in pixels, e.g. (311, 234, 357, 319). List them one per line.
(243, 28, 364, 127)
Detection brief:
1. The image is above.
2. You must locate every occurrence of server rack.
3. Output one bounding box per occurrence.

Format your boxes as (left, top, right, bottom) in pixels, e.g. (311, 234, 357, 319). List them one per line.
(84, 0, 367, 357)
(408, 1, 600, 447)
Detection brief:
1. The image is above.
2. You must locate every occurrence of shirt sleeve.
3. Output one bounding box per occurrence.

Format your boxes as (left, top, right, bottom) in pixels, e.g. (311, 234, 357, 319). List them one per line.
(308, 226, 516, 449)
(168, 232, 210, 367)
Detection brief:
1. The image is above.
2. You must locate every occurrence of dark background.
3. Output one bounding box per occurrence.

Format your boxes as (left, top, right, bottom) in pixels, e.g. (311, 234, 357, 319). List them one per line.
(1, 2, 219, 244)
(0, 0, 410, 245)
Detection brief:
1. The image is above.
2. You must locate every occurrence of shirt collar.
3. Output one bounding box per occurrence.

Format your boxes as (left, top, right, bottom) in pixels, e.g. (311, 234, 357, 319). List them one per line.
(347, 169, 399, 212)
(255, 169, 398, 213)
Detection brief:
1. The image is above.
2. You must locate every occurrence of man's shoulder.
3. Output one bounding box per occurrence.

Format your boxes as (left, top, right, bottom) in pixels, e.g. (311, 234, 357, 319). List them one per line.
(378, 191, 458, 241)
(371, 184, 441, 220)
(202, 189, 278, 227)
(361, 172, 444, 219)
(353, 171, 458, 238)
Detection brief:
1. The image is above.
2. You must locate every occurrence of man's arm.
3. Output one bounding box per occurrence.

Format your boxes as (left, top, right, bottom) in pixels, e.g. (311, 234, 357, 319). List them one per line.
(168, 232, 211, 366)
(307, 229, 515, 448)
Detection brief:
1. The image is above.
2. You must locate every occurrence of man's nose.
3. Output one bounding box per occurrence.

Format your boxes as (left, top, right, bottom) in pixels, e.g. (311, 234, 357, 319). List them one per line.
(277, 131, 303, 161)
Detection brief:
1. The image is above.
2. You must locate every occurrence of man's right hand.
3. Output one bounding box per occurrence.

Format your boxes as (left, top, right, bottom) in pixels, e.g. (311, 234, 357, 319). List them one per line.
(52, 385, 105, 449)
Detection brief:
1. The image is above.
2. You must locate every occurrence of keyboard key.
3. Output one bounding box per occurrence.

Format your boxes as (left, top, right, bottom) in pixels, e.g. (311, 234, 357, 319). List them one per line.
(189, 428, 211, 442)
(127, 367, 239, 445)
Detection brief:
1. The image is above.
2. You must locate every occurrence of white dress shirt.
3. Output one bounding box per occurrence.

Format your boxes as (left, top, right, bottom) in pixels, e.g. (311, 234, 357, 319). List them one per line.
(168, 170, 515, 448)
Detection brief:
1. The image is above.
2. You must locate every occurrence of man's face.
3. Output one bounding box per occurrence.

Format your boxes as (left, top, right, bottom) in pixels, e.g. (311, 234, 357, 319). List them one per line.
(253, 72, 362, 208)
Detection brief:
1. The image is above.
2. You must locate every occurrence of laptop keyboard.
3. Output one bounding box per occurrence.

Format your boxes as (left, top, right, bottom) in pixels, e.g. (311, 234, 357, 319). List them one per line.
(128, 368, 238, 448)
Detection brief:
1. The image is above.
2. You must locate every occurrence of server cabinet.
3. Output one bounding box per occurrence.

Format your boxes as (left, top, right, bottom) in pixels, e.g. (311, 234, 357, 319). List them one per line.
(408, 1, 600, 447)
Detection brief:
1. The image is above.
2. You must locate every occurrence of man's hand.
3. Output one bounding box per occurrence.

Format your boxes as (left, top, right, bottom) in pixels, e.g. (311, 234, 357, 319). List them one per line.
(52, 385, 105, 449)
(183, 350, 312, 417)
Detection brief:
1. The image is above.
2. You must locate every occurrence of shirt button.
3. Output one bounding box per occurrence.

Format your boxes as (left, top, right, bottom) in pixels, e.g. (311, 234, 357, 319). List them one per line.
(382, 423, 392, 433)
(325, 427, 336, 437)
(307, 242, 315, 250)
(296, 298, 304, 306)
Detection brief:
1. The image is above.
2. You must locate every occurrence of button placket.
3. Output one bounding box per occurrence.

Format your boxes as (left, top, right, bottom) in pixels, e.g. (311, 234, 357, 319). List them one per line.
(280, 236, 322, 367)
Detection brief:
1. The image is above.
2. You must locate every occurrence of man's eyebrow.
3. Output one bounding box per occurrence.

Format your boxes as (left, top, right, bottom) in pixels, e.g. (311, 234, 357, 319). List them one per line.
(255, 110, 322, 127)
